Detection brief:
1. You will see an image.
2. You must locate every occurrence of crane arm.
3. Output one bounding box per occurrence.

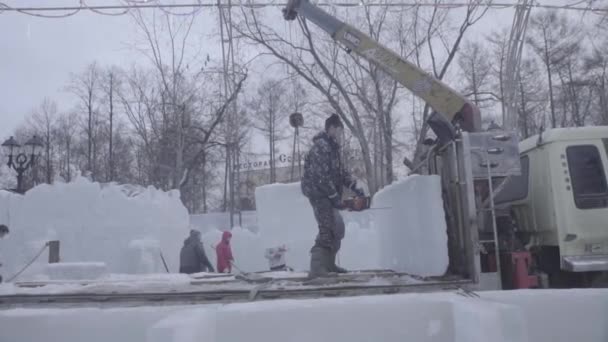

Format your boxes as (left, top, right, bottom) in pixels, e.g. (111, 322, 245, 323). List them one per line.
(283, 0, 481, 132)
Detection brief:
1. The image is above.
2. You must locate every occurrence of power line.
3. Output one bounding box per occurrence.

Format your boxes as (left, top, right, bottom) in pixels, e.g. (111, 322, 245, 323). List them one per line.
(0, 1, 607, 19)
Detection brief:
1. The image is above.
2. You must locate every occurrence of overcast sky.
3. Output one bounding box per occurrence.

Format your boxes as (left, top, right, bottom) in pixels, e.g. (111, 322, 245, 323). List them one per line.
(0, 0, 588, 144)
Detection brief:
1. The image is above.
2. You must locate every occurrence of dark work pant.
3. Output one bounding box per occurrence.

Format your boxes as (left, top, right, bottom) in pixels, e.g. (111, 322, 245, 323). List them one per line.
(309, 198, 345, 253)
(179, 266, 200, 274)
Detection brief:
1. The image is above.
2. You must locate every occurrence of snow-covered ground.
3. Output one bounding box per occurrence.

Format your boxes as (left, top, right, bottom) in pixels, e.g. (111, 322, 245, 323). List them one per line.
(1, 288, 607, 342)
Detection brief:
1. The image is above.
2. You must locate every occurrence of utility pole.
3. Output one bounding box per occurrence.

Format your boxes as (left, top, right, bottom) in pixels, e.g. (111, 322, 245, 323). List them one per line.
(218, 0, 241, 227)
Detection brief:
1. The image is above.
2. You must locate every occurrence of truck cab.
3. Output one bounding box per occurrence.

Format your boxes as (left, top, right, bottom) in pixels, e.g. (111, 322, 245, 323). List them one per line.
(497, 126, 608, 287)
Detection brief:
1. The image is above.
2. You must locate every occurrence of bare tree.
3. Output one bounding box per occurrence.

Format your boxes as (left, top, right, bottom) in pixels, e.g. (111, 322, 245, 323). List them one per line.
(130, 8, 200, 190)
(67, 62, 100, 179)
(27, 98, 58, 184)
(585, 42, 608, 125)
(116, 8, 249, 211)
(515, 58, 547, 138)
(458, 41, 495, 108)
(555, 50, 593, 127)
(402, 1, 490, 171)
(526, 11, 581, 128)
(55, 112, 79, 182)
(100, 67, 121, 182)
(234, 6, 373, 191)
(234, 3, 478, 191)
(249, 78, 290, 183)
(487, 30, 509, 124)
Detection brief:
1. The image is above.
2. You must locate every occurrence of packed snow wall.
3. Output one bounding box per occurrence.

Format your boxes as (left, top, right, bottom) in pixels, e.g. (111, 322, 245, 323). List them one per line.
(254, 175, 447, 275)
(0, 177, 190, 278)
(2, 289, 608, 342)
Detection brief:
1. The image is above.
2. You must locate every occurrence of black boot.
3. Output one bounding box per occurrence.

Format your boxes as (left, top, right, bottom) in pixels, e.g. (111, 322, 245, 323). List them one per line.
(329, 251, 348, 273)
(308, 246, 332, 278)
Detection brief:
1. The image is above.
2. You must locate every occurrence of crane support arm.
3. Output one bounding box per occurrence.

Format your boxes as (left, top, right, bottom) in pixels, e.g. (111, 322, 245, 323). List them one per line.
(283, 0, 481, 132)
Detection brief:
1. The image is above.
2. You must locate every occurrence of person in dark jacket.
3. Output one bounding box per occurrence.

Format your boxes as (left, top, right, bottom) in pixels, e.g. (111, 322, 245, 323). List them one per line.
(179, 229, 214, 274)
(0, 224, 8, 283)
(301, 114, 365, 278)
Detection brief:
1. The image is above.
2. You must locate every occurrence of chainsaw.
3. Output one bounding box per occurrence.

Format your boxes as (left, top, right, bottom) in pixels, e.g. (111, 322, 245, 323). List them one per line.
(343, 196, 372, 212)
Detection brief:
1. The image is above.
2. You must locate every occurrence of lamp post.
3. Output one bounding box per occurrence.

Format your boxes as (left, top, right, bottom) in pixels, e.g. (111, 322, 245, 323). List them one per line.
(1, 135, 44, 193)
(289, 112, 304, 181)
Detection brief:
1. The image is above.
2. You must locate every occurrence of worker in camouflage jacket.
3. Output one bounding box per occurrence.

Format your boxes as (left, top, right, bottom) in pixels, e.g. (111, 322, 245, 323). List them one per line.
(301, 114, 365, 278)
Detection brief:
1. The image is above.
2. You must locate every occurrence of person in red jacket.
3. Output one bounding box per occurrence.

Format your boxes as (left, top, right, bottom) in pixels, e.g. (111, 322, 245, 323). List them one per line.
(216, 231, 234, 273)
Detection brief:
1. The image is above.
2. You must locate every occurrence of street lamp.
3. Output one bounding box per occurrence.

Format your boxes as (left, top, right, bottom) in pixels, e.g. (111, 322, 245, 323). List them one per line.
(1, 135, 44, 193)
(289, 112, 304, 181)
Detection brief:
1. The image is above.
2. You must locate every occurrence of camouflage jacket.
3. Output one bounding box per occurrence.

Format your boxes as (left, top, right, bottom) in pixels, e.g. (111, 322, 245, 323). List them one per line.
(301, 131, 356, 200)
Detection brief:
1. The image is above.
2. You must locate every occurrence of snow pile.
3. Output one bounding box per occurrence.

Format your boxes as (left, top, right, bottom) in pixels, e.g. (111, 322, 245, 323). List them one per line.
(46, 262, 108, 280)
(372, 175, 449, 276)
(0, 177, 190, 278)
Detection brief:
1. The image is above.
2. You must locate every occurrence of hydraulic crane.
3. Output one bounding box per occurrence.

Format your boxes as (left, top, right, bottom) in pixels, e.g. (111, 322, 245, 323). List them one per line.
(282, 0, 608, 290)
(282, 0, 482, 135)
(281, 0, 521, 290)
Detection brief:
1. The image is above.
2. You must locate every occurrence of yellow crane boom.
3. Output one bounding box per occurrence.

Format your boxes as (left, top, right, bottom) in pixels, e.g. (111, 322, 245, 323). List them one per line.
(283, 0, 481, 133)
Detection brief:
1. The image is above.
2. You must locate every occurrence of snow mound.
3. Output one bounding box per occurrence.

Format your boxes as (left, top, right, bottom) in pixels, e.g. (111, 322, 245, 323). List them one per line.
(0, 177, 190, 279)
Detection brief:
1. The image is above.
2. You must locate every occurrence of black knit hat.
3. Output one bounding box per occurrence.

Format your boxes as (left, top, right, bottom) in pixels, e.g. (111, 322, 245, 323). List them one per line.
(325, 113, 343, 130)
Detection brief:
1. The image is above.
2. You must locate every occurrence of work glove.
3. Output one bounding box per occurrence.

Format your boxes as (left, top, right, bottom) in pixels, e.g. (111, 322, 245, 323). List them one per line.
(329, 193, 345, 210)
(348, 181, 365, 197)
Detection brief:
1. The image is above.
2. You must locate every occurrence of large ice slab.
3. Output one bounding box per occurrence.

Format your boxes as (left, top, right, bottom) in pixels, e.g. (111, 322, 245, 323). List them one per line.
(372, 175, 449, 276)
(254, 182, 381, 271)
(254, 182, 318, 271)
(2, 289, 608, 342)
(254, 176, 447, 275)
(45, 262, 108, 280)
(0, 177, 190, 278)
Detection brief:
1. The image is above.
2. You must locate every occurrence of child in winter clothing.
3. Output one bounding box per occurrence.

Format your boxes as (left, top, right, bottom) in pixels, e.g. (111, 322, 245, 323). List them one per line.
(216, 231, 234, 273)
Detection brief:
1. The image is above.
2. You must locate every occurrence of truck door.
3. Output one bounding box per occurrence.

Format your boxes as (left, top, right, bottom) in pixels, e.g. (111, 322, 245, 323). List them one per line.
(559, 142, 608, 261)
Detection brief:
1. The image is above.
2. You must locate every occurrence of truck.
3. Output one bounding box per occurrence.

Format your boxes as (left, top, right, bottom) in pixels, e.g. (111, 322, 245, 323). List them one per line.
(282, 0, 608, 290)
(493, 127, 608, 288)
